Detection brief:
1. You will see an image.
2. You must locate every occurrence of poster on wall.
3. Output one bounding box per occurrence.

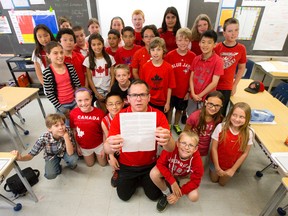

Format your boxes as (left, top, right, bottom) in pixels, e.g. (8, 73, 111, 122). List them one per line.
(8, 10, 58, 44)
(0, 16, 12, 34)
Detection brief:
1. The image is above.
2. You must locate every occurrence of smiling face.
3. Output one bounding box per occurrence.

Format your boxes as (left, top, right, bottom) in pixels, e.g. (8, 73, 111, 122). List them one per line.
(60, 21, 72, 29)
(111, 19, 124, 33)
(132, 14, 145, 31)
(106, 95, 124, 117)
(75, 90, 93, 113)
(115, 68, 130, 86)
(108, 33, 120, 48)
(48, 120, 66, 139)
(199, 36, 215, 55)
(177, 134, 198, 159)
(223, 23, 239, 44)
(197, 20, 209, 34)
(36, 29, 51, 47)
(205, 96, 223, 116)
(90, 38, 103, 56)
(47, 45, 64, 66)
(230, 107, 246, 129)
(176, 35, 190, 52)
(150, 45, 164, 62)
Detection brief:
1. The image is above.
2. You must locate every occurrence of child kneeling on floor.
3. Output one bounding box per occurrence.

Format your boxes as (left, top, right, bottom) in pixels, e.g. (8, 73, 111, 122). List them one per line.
(150, 131, 204, 212)
(11, 113, 78, 180)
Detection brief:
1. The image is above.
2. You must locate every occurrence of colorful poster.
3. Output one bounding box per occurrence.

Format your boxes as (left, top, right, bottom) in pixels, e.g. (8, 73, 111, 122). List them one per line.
(8, 10, 58, 44)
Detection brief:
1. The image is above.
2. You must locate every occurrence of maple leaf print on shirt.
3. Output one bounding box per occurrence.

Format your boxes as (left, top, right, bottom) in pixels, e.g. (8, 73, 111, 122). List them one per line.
(92, 64, 109, 77)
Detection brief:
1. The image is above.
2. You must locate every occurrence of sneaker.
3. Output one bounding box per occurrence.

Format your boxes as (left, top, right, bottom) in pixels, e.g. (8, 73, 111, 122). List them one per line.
(111, 171, 119, 187)
(173, 124, 182, 135)
(157, 194, 168, 212)
(181, 113, 188, 124)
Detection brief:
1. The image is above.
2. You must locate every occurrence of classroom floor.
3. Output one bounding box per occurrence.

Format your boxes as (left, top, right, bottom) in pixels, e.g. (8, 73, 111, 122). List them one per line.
(0, 96, 287, 216)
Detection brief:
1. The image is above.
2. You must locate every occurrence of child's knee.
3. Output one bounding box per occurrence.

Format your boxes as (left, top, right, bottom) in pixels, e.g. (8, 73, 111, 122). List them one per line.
(149, 166, 160, 179)
(44, 172, 58, 180)
(66, 153, 78, 168)
(187, 189, 199, 202)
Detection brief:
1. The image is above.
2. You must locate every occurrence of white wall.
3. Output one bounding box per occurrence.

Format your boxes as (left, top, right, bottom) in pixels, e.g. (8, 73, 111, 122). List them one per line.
(96, 0, 189, 38)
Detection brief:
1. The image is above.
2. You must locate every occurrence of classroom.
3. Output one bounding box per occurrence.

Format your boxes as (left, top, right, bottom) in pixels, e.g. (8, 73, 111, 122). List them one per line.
(0, 0, 288, 215)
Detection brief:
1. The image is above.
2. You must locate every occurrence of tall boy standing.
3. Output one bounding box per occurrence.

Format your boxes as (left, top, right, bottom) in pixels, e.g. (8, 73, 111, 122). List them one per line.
(214, 18, 247, 116)
(165, 27, 196, 135)
(189, 30, 224, 115)
(131, 9, 145, 46)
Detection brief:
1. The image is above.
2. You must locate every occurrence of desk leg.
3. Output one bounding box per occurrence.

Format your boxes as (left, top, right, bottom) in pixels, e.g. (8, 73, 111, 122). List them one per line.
(13, 161, 38, 203)
(36, 93, 46, 118)
(7, 112, 27, 150)
(267, 77, 275, 93)
(259, 183, 286, 216)
(1, 117, 22, 152)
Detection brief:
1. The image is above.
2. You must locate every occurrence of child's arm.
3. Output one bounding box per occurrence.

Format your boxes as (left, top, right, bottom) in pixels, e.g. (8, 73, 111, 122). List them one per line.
(64, 129, 74, 156)
(72, 128, 82, 156)
(34, 62, 44, 85)
(198, 75, 220, 99)
(86, 67, 104, 100)
(232, 63, 246, 96)
(132, 68, 140, 79)
(164, 88, 172, 113)
(189, 71, 201, 101)
(10, 150, 33, 161)
(225, 145, 251, 177)
(109, 65, 115, 90)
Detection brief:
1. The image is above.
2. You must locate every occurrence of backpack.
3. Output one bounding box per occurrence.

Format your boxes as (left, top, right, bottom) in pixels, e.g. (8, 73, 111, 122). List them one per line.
(4, 167, 40, 196)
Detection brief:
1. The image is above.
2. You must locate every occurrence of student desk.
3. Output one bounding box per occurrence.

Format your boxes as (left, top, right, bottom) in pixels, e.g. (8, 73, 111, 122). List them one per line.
(0, 152, 38, 209)
(251, 61, 288, 92)
(0, 87, 46, 150)
(259, 177, 288, 216)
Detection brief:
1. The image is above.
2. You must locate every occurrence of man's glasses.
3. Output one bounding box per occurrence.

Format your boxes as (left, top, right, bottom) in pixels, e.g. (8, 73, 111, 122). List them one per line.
(128, 93, 149, 99)
(205, 101, 222, 110)
(179, 141, 197, 149)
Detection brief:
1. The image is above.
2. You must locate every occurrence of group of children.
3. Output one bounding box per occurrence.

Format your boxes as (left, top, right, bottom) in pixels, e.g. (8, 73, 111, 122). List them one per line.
(11, 7, 255, 213)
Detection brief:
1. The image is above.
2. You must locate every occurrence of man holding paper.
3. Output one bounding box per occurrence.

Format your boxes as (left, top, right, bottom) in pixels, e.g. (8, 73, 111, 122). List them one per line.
(105, 79, 175, 201)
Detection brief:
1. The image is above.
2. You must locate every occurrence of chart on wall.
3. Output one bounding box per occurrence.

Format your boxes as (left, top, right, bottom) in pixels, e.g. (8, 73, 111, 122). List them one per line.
(8, 10, 58, 44)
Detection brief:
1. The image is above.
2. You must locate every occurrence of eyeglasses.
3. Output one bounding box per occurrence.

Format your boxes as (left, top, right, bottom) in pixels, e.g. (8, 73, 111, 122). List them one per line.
(143, 35, 155, 39)
(106, 102, 123, 107)
(128, 93, 149, 99)
(205, 101, 222, 110)
(179, 141, 197, 149)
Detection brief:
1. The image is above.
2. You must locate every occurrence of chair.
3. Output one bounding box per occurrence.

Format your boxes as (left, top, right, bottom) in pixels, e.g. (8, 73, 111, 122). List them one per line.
(242, 59, 255, 79)
(271, 82, 288, 106)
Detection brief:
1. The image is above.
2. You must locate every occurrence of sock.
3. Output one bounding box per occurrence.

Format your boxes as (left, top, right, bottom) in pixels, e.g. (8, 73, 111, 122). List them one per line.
(162, 187, 171, 196)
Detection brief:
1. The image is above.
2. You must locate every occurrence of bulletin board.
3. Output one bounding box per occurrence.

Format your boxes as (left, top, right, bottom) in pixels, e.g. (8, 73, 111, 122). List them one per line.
(0, 0, 98, 55)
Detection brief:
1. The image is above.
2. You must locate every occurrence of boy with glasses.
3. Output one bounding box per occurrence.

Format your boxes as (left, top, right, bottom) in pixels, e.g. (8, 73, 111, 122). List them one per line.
(150, 131, 204, 212)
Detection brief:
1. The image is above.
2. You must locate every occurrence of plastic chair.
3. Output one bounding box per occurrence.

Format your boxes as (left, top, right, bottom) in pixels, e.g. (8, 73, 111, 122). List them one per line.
(271, 82, 288, 106)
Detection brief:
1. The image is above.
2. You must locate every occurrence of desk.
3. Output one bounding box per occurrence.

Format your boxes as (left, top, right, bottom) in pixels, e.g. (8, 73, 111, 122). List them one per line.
(231, 79, 288, 156)
(259, 177, 288, 216)
(0, 111, 19, 151)
(251, 61, 288, 92)
(0, 87, 46, 150)
(0, 152, 38, 208)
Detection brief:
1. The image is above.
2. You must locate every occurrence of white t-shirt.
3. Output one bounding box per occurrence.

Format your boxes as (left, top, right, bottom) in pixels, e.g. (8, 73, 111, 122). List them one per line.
(32, 50, 46, 72)
(83, 55, 115, 91)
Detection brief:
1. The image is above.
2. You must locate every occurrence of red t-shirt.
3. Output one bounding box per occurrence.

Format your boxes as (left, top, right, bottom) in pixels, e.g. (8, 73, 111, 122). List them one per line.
(73, 43, 88, 57)
(64, 51, 86, 86)
(108, 105, 169, 166)
(156, 146, 204, 195)
(165, 49, 196, 98)
(134, 31, 144, 46)
(105, 47, 117, 57)
(158, 29, 177, 52)
(191, 40, 202, 56)
(131, 47, 151, 78)
(191, 53, 224, 99)
(214, 42, 247, 90)
(52, 65, 74, 104)
(40, 50, 47, 68)
(186, 109, 218, 156)
(141, 60, 176, 106)
(70, 107, 105, 149)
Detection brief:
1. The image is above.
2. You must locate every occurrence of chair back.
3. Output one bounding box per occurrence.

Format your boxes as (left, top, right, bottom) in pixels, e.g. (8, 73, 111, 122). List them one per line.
(271, 82, 288, 106)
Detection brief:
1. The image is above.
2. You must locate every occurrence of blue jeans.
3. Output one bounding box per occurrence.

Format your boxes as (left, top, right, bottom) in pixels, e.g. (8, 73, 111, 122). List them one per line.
(44, 152, 78, 179)
(56, 100, 77, 126)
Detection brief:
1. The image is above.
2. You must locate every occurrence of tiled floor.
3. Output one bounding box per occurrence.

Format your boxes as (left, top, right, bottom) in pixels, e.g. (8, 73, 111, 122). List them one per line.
(0, 97, 287, 216)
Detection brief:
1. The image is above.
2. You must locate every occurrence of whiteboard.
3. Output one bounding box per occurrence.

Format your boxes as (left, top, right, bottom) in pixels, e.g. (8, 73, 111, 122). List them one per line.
(96, 0, 190, 38)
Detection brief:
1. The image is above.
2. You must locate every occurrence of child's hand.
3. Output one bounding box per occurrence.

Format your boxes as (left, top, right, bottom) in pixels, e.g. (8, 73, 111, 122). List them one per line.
(63, 128, 70, 139)
(164, 103, 170, 113)
(192, 94, 202, 102)
(108, 154, 120, 170)
(171, 181, 182, 198)
(76, 146, 83, 156)
(216, 168, 226, 177)
(167, 194, 180, 205)
(225, 168, 235, 177)
(10, 150, 21, 160)
(155, 127, 171, 147)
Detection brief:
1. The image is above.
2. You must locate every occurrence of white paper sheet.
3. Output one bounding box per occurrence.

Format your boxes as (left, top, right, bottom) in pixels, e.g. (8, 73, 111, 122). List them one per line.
(256, 61, 288, 73)
(120, 112, 156, 152)
(0, 16, 12, 34)
(0, 0, 14, 9)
